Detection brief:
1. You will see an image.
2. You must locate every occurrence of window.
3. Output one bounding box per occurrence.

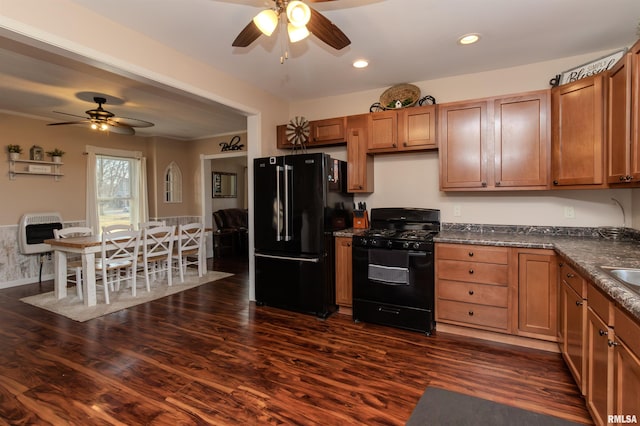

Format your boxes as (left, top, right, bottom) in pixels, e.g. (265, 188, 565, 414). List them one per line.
(164, 161, 182, 203)
(86, 145, 148, 233)
(97, 155, 136, 228)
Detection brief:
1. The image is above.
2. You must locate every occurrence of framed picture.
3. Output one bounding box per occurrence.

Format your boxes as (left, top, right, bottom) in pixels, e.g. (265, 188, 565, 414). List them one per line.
(29, 145, 44, 161)
(212, 171, 237, 198)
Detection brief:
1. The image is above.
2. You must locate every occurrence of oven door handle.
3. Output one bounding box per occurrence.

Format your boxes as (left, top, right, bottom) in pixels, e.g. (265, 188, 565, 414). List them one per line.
(369, 278, 409, 286)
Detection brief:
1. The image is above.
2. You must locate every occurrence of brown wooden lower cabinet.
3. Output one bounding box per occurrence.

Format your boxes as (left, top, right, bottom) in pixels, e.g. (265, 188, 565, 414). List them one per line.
(586, 286, 613, 426)
(515, 249, 558, 341)
(613, 306, 640, 421)
(334, 236, 352, 312)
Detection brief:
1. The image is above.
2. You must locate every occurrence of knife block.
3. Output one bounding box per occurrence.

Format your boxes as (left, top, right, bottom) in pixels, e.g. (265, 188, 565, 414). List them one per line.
(353, 210, 369, 229)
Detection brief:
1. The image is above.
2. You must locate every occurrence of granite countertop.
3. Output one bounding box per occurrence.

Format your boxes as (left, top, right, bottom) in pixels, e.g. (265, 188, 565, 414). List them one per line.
(435, 230, 640, 321)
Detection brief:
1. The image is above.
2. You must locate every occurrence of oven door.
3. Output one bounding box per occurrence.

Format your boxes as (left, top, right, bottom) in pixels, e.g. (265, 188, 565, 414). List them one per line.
(352, 245, 434, 309)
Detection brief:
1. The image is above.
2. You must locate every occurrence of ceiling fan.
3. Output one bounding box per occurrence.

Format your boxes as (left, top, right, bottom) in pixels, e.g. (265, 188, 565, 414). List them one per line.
(232, 0, 350, 51)
(47, 96, 154, 136)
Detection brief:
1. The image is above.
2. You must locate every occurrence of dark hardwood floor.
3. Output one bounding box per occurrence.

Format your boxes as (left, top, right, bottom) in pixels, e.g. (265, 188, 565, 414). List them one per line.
(0, 255, 592, 425)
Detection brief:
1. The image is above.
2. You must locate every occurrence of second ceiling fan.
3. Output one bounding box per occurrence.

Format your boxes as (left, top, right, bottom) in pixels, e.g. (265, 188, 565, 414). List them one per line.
(232, 0, 350, 51)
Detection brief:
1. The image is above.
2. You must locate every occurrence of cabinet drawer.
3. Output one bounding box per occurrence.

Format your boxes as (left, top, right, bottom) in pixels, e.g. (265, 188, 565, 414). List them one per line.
(615, 306, 640, 356)
(588, 283, 613, 326)
(437, 260, 508, 285)
(560, 261, 586, 297)
(437, 299, 509, 330)
(437, 243, 509, 264)
(437, 280, 508, 307)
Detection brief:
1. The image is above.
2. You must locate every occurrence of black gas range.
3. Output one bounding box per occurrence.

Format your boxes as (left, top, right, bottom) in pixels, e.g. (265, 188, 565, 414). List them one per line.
(352, 208, 440, 335)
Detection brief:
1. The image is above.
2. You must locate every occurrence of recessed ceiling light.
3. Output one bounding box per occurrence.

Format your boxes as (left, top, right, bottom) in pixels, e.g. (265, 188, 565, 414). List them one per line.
(458, 33, 480, 45)
(353, 59, 369, 69)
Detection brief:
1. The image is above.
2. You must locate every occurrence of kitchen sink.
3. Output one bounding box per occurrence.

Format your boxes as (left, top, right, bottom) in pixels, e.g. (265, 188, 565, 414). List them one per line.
(599, 266, 640, 294)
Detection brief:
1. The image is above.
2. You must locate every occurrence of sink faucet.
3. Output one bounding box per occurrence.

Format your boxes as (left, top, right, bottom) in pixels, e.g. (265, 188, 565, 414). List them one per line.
(611, 197, 626, 228)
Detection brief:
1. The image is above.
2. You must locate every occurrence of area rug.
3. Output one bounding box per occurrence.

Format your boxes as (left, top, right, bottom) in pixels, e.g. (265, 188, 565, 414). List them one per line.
(406, 387, 583, 426)
(20, 270, 233, 322)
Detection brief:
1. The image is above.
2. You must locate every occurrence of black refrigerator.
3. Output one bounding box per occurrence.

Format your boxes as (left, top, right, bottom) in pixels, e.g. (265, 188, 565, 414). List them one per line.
(254, 152, 353, 318)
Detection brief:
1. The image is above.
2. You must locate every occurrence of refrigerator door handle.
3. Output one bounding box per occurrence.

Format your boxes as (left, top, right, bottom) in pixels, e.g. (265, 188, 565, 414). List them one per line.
(284, 164, 293, 241)
(255, 253, 320, 263)
(276, 165, 283, 241)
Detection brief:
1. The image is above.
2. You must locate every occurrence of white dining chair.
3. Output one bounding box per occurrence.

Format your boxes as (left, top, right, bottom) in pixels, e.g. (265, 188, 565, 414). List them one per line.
(139, 225, 175, 289)
(139, 220, 166, 230)
(53, 227, 94, 300)
(96, 229, 141, 304)
(102, 224, 134, 235)
(172, 222, 204, 283)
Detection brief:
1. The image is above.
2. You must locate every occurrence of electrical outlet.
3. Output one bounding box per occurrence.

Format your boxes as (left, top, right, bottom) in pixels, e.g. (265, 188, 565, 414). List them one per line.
(564, 206, 575, 219)
(46, 252, 52, 261)
(453, 205, 462, 217)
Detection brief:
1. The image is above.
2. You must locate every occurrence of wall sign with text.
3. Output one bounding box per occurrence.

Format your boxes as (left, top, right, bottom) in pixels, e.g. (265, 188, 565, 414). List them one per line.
(219, 135, 245, 152)
(550, 48, 627, 87)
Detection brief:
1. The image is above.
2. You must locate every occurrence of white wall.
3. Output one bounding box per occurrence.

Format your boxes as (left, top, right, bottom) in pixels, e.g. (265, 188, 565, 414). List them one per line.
(290, 50, 635, 228)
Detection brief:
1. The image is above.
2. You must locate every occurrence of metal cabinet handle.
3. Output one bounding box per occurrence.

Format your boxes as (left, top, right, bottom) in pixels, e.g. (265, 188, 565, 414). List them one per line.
(468, 290, 474, 295)
(608, 340, 619, 347)
(575, 300, 583, 306)
(468, 311, 474, 316)
(468, 252, 474, 257)
(481, 182, 487, 187)
(553, 180, 559, 185)
(403, 142, 408, 147)
(495, 181, 501, 186)
(599, 329, 608, 336)
(468, 269, 474, 274)
(566, 273, 575, 278)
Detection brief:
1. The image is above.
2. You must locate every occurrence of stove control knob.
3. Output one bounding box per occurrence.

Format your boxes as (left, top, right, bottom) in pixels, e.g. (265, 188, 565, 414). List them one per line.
(371, 239, 378, 246)
(361, 238, 367, 246)
(413, 242, 421, 250)
(403, 242, 410, 249)
(387, 240, 393, 248)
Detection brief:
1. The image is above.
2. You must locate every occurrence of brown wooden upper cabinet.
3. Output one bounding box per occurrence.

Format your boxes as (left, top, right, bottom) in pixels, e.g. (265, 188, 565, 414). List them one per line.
(276, 117, 347, 149)
(551, 73, 607, 188)
(346, 114, 374, 193)
(367, 104, 437, 153)
(439, 90, 550, 191)
(607, 39, 640, 185)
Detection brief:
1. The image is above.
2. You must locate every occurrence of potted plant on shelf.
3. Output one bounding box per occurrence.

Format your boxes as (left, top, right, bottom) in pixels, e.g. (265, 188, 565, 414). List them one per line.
(7, 144, 22, 160)
(46, 148, 65, 163)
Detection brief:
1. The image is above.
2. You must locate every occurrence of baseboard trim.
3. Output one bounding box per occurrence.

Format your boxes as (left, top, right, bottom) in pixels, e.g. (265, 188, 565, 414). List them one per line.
(435, 323, 561, 353)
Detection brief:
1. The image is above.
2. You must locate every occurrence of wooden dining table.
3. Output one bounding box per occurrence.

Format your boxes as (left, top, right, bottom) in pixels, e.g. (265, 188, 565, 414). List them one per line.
(45, 229, 209, 306)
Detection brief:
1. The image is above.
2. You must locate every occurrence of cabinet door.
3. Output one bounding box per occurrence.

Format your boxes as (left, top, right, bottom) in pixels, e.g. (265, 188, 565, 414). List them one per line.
(438, 100, 489, 189)
(334, 236, 353, 308)
(398, 105, 437, 150)
(368, 110, 397, 151)
(586, 307, 613, 426)
(309, 117, 346, 145)
(346, 114, 374, 193)
(516, 250, 558, 340)
(607, 54, 632, 183)
(631, 39, 640, 181)
(613, 305, 640, 419)
(559, 280, 586, 394)
(551, 74, 606, 187)
(494, 91, 549, 188)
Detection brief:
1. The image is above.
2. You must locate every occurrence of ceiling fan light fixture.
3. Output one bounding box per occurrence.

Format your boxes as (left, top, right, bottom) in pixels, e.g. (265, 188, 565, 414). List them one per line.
(253, 9, 279, 36)
(286, 1, 311, 27)
(288, 23, 310, 43)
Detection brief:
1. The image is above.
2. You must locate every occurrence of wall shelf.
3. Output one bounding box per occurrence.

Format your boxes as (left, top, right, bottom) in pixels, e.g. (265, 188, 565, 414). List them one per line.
(9, 159, 64, 181)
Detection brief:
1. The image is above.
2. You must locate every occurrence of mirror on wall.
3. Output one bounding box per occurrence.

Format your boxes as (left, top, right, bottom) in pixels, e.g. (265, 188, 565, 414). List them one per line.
(212, 171, 237, 198)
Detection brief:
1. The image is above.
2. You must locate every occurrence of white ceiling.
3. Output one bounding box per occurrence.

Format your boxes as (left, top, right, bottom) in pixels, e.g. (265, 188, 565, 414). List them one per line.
(1, 0, 639, 140)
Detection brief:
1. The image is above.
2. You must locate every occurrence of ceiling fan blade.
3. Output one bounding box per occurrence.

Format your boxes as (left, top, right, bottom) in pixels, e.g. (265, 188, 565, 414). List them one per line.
(111, 116, 155, 128)
(47, 120, 90, 126)
(232, 20, 263, 47)
(53, 111, 89, 120)
(106, 123, 136, 135)
(307, 6, 351, 50)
